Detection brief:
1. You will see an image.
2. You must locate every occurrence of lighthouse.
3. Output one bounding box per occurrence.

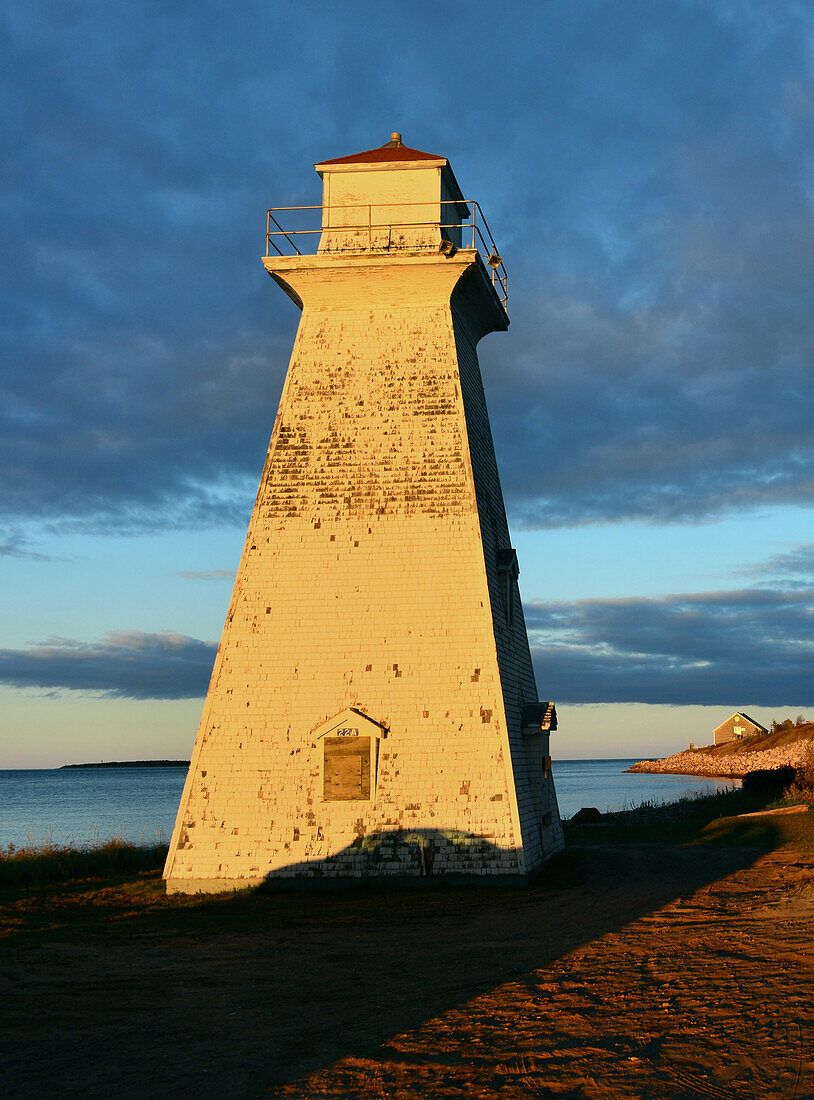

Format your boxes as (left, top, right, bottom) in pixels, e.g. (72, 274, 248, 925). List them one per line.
(164, 134, 563, 892)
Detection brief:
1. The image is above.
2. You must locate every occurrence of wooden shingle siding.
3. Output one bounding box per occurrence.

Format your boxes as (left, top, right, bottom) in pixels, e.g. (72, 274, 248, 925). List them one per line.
(713, 712, 768, 745)
(452, 315, 564, 867)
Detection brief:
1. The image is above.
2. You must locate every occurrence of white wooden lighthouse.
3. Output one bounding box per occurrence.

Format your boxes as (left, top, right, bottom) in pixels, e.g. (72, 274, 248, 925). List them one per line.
(164, 134, 563, 892)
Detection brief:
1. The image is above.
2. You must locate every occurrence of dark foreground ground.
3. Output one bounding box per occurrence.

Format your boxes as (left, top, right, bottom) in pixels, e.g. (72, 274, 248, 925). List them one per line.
(1, 795, 812, 1099)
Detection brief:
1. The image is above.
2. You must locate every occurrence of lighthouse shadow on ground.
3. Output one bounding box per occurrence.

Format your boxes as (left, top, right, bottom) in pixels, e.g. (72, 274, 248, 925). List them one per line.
(255, 826, 530, 887)
(2, 803, 799, 1097)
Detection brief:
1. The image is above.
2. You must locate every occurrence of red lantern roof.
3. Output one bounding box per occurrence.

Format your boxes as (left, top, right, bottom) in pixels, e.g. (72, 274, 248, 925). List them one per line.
(317, 133, 444, 167)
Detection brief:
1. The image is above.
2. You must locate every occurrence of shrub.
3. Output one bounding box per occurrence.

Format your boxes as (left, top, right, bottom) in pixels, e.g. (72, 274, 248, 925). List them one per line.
(785, 746, 814, 798)
(771, 718, 795, 734)
(742, 766, 796, 797)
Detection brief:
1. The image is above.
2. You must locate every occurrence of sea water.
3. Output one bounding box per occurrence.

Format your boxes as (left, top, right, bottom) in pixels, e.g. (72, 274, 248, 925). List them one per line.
(0, 761, 740, 850)
(552, 759, 739, 819)
(0, 767, 187, 850)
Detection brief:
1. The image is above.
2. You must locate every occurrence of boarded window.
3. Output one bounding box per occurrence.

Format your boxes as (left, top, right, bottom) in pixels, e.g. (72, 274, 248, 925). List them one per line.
(496, 548, 519, 628)
(323, 736, 371, 801)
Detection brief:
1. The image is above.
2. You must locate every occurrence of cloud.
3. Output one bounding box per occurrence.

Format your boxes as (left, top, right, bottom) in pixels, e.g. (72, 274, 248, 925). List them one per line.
(528, 585, 814, 706)
(175, 569, 234, 580)
(2, 573, 811, 706)
(0, 529, 54, 560)
(1, 3, 813, 532)
(734, 543, 814, 587)
(0, 631, 216, 700)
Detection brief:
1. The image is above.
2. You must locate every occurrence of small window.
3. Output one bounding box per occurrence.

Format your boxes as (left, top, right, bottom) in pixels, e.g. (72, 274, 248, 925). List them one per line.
(323, 736, 371, 801)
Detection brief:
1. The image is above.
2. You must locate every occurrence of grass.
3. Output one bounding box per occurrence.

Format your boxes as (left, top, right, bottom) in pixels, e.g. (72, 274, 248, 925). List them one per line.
(0, 838, 168, 887)
(698, 806, 814, 849)
(564, 784, 814, 847)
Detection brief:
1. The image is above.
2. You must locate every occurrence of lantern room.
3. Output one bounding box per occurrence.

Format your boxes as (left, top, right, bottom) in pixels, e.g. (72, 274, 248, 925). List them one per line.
(314, 132, 471, 253)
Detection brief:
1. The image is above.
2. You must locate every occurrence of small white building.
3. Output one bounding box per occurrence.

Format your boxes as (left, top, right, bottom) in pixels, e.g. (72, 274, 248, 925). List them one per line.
(713, 712, 768, 746)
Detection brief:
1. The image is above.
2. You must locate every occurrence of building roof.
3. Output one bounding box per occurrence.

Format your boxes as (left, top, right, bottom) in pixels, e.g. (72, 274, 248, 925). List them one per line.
(317, 134, 444, 167)
(713, 712, 768, 735)
(315, 133, 468, 214)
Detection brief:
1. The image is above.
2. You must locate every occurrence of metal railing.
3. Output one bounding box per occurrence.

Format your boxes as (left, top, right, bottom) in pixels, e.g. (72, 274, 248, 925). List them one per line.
(264, 199, 508, 308)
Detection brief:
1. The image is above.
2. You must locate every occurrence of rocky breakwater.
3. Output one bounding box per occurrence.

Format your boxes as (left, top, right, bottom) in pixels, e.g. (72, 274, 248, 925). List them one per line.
(627, 740, 813, 778)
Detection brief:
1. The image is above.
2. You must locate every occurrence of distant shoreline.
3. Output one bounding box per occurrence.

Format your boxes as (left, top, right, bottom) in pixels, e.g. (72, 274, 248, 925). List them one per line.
(60, 760, 190, 770)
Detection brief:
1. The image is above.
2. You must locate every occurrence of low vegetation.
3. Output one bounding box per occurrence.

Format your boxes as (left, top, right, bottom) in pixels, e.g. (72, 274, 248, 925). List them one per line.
(741, 765, 797, 796)
(770, 714, 810, 734)
(785, 743, 814, 797)
(0, 838, 168, 887)
(566, 765, 814, 846)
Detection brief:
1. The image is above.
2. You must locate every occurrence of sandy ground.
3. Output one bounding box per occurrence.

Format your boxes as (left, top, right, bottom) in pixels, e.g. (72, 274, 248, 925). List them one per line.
(0, 832, 812, 1098)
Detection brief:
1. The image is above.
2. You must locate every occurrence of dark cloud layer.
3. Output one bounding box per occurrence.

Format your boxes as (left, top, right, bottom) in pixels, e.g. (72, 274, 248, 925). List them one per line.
(529, 586, 814, 706)
(3, 565, 811, 704)
(0, 631, 216, 699)
(2, 2, 813, 532)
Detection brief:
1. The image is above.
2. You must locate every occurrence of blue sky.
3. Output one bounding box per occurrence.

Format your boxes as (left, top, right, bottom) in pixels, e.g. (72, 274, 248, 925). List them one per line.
(2, 0, 813, 766)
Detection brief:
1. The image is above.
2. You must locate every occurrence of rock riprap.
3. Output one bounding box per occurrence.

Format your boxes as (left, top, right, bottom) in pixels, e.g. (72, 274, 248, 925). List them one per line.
(627, 740, 813, 777)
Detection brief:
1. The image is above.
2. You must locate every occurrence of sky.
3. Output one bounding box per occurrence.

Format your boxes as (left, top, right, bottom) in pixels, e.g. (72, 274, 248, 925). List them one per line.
(1, 0, 813, 767)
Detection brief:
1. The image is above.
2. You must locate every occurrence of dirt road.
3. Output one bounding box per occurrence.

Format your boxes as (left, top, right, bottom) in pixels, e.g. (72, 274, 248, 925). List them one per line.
(1, 824, 812, 1098)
